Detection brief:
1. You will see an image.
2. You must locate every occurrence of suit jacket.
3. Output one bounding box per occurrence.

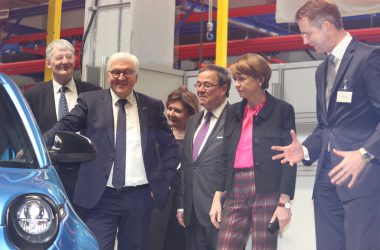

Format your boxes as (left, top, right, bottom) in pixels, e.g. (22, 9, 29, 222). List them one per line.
(44, 89, 179, 209)
(303, 38, 380, 201)
(24, 80, 100, 133)
(216, 93, 297, 199)
(179, 104, 228, 226)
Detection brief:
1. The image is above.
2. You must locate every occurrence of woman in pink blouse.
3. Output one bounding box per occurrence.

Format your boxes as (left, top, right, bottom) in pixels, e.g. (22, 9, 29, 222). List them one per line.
(209, 53, 297, 250)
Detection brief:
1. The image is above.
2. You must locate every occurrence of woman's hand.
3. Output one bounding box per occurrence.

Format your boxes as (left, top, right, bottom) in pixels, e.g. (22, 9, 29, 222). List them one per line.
(270, 206, 292, 233)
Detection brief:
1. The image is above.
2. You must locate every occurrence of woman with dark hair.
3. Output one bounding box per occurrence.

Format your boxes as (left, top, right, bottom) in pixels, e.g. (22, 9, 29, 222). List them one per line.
(149, 86, 199, 250)
(209, 53, 297, 250)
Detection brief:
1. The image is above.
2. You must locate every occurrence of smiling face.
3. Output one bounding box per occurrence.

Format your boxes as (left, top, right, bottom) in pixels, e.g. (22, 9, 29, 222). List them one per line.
(166, 101, 190, 130)
(108, 57, 138, 99)
(46, 48, 75, 85)
(196, 70, 227, 111)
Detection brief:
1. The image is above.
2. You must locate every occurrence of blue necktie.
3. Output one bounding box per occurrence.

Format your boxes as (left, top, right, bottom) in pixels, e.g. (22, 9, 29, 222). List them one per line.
(192, 111, 212, 160)
(112, 99, 128, 189)
(58, 87, 69, 120)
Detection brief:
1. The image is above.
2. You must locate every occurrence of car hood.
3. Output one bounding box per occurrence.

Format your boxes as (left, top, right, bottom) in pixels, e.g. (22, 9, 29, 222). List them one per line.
(0, 166, 67, 225)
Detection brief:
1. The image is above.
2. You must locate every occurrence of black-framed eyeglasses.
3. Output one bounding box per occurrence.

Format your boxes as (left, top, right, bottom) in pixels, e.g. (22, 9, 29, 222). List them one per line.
(194, 81, 219, 89)
(109, 70, 136, 78)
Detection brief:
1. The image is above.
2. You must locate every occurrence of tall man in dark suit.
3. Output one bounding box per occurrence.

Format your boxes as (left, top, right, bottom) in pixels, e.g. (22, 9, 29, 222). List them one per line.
(44, 52, 179, 250)
(272, 1, 380, 250)
(177, 64, 231, 250)
(24, 39, 100, 200)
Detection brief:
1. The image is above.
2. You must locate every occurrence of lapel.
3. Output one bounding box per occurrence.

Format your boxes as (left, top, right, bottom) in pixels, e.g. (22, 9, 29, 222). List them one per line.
(184, 112, 203, 162)
(327, 39, 356, 116)
(135, 92, 149, 154)
(44, 81, 58, 124)
(194, 104, 229, 162)
(100, 89, 114, 147)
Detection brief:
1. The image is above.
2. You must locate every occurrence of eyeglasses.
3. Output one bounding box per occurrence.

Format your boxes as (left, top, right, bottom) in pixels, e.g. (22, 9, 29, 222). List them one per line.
(109, 70, 136, 78)
(194, 81, 219, 89)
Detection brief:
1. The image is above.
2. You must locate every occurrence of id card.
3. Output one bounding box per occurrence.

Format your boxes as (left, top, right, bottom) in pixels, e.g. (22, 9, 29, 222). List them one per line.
(336, 91, 352, 103)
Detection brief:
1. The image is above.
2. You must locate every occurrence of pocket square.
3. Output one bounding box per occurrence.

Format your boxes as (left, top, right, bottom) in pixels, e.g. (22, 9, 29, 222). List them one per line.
(217, 136, 223, 139)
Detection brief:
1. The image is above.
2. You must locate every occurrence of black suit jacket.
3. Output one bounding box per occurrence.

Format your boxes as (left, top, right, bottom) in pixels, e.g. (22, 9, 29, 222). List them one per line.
(44, 89, 179, 209)
(216, 92, 297, 199)
(179, 104, 228, 226)
(24, 80, 100, 133)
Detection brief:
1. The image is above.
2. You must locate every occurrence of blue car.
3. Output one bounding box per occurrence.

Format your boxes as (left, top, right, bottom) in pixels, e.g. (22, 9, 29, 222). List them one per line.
(0, 74, 99, 249)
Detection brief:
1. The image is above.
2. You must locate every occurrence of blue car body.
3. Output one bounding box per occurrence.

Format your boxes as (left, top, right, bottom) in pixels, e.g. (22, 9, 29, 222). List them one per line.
(0, 74, 99, 249)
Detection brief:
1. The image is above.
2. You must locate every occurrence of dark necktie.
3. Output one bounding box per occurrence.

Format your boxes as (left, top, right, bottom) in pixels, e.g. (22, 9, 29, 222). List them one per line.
(58, 86, 69, 120)
(192, 111, 212, 160)
(325, 54, 337, 109)
(112, 99, 128, 189)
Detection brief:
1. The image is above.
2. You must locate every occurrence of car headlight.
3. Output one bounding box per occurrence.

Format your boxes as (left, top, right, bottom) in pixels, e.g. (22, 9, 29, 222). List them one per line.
(6, 194, 60, 250)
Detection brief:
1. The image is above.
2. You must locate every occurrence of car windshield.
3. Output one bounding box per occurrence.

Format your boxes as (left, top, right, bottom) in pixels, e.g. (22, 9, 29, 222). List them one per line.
(0, 86, 37, 168)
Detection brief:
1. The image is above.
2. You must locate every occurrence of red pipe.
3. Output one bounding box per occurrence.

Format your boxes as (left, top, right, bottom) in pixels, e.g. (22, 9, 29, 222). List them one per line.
(179, 4, 276, 23)
(177, 28, 380, 60)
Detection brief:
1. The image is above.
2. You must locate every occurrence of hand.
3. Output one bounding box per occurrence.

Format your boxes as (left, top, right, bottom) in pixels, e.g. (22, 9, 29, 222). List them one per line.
(209, 191, 223, 229)
(328, 149, 367, 188)
(271, 130, 303, 166)
(270, 206, 292, 233)
(176, 210, 186, 228)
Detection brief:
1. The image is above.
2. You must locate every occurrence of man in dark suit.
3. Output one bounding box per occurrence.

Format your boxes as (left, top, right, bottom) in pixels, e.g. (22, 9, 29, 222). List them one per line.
(177, 64, 231, 250)
(24, 39, 100, 200)
(44, 52, 179, 250)
(272, 1, 380, 250)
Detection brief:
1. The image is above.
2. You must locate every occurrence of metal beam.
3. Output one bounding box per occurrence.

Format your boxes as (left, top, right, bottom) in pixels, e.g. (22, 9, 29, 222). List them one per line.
(4, 27, 83, 44)
(179, 4, 275, 23)
(215, 0, 228, 67)
(177, 28, 380, 60)
(44, 0, 62, 81)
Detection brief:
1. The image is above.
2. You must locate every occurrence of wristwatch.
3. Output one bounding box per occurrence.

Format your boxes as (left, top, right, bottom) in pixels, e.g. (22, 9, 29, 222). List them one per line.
(359, 148, 374, 162)
(278, 202, 291, 209)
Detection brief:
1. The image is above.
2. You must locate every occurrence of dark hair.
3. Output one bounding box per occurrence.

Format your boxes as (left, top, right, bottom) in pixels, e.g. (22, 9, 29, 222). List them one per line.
(229, 53, 271, 90)
(166, 86, 199, 116)
(199, 64, 231, 97)
(295, 0, 343, 29)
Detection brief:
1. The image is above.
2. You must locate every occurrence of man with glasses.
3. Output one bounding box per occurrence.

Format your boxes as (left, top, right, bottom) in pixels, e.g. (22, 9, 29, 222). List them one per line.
(24, 39, 100, 201)
(272, 1, 380, 249)
(44, 52, 179, 250)
(177, 64, 231, 250)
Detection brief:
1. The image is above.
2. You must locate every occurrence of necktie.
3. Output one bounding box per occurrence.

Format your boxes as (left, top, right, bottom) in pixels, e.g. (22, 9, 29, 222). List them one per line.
(325, 54, 337, 109)
(58, 86, 69, 120)
(112, 99, 128, 189)
(192, 111, 212, 160)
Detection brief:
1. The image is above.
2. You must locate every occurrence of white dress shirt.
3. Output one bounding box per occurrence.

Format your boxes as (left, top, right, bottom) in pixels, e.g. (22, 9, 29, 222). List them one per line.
(107, 89, 148, 187)
(53, 78, 78, 120)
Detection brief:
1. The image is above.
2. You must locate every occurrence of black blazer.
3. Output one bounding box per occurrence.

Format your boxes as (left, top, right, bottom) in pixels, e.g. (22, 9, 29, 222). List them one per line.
(216, 92, 297, 199)
(24, 80, 100, 133)
(44, 89, 179, 209)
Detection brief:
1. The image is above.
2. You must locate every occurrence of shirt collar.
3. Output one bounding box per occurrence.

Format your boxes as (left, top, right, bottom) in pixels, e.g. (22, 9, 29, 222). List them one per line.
(53, 78, 75, 94)
(330, 32, 352, 61)
(110, 89, 135, 106)
(204, 98, 228, 119)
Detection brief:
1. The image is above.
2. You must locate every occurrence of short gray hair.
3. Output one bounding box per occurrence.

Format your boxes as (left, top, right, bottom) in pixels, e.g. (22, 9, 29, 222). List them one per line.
(46, 39, 75, 60)
(107, 52, 140, 73)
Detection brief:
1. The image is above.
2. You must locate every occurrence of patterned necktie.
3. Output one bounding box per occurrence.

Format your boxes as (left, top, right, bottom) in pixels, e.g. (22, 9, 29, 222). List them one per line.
(112, 99, 128, 189)
(325, 54, 337, 109)
(58, 86, 69, 120)
(192, 111, 212, 160)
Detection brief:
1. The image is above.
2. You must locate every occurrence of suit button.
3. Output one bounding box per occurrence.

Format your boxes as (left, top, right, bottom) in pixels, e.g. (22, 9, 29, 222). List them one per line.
(255, 161, 260, 166)
(110, 157, 114, 161)
(105, 174, 109, 179)
(253, 138, 260, 145)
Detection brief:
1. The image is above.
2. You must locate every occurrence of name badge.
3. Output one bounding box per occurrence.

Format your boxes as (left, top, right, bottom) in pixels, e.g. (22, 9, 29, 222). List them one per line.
(336, 90, 352, 103)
